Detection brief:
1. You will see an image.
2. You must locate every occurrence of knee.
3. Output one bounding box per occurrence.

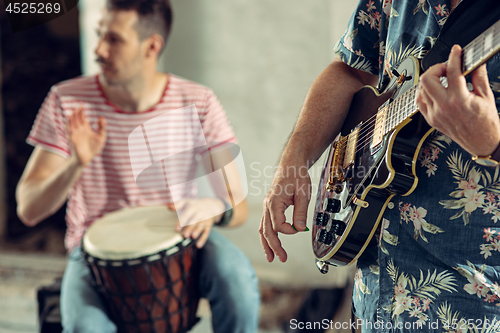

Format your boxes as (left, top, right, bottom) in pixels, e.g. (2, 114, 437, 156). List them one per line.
(199, 231, 260, 310)
(210, 259, 260, 311)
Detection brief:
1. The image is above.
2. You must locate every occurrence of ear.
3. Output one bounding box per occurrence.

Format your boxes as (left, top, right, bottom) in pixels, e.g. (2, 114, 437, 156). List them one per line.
(145, 34, 164, 58)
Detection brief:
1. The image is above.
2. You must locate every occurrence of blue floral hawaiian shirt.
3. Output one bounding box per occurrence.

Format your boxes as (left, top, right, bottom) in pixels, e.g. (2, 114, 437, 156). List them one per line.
(334, 0, 500, 332)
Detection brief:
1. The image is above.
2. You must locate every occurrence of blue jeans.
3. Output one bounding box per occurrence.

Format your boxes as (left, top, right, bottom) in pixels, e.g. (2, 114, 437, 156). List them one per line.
(60, 230, 260, 333)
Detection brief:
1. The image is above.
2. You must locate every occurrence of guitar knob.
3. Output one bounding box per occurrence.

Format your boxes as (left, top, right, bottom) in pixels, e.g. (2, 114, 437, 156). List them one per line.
(317, 229, 328, 244)
(325, 198, 341, 214)
(318, 229, 335, 245)
(325, 231, 334, 245)
(315, 212, 329, 226)
(331, 220, 346, 236)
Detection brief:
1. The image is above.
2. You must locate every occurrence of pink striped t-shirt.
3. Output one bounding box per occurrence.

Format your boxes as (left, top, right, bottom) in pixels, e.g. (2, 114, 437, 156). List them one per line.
(27, 74, 237, 251)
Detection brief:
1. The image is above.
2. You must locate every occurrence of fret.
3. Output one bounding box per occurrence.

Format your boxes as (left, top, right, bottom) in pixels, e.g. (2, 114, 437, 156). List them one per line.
(474, 34, 483, 66)
(379, 104, 390, 135)
(411, 88, 416, 115)
(397, 98, 402, 127)
(463, 19, 500, 75)
(398, 96, 403, 125)
(465, 45, 474, 72)
(402, 97, 406, 121)
(388, 103, 393, 131)
(385, 103, 394, 133)
(391, 102, 396, 130)
(407, 91, 412, 117)
(406, 94, 410, 117)
(477, 32, 486, 65)
(411, 88, 418, 113)
(485, 29, 493, 52)
(403, 92, 408, 121)
(393, 101, 397, 129)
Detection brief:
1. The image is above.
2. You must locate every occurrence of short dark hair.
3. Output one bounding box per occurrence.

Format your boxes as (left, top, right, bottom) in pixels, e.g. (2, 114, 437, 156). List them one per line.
(107, 0, 173, 44)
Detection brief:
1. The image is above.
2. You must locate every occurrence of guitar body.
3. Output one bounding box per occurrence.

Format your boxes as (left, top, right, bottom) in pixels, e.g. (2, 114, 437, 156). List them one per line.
(312, 57, 434, 267)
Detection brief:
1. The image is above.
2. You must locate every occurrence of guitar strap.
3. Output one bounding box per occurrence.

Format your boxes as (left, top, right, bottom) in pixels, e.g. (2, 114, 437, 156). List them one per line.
(421, 0, 500, 72)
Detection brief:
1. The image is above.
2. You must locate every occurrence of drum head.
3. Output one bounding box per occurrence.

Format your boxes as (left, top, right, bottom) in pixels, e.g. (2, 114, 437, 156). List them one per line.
(83, 206, 184, 260)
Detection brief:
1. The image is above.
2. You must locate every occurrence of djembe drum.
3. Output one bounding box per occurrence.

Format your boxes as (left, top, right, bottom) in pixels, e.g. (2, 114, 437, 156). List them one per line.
(82, 206, 200, 333)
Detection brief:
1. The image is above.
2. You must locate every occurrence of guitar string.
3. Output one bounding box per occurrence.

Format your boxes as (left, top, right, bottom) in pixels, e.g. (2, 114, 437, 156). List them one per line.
(354, 87, 418, 155)
(334, 85, 418, 155)
(333, 86, 417, 161)
(463, 27, 500, 70)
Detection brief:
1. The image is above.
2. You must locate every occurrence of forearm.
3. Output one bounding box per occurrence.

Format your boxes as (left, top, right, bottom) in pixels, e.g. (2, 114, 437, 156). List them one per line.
(225, 200, 248, 227)
(280, 58, 377, 168)
(16, 154, 84, 226)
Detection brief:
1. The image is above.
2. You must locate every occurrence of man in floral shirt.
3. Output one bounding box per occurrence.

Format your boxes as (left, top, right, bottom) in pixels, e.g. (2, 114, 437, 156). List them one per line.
(260, 0, 500, 331)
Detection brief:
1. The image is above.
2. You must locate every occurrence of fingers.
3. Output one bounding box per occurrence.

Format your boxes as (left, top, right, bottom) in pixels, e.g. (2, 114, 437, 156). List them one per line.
(68, 105, 83, 131)
(259, 217, 275, 262)
(69, 105, 108, 135)
(471, 64, 492, 98)
(446, 45, 468, 96)
(177, 219, 212, 248)
(97, 117, 107, 138)
(416, 84, 433, 117)
(195, 224, 211, 248)
(292, 182, 311, 231)
(260, 205, 288, 262)
(268, 197, 296, 235)
(419, 63, 448, 104)
(78, 105, 88, 126)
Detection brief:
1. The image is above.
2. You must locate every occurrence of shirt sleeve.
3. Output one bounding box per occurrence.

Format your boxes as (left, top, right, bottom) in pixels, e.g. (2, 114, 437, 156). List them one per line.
(200, 90, 237, 148)
(26, 85, 71, 158)
(333, 0, 385, 76)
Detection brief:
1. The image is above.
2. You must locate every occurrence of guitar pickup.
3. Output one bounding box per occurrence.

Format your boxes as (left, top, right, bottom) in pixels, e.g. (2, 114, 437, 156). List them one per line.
(343, 127, 360, 169)
(371, 106, 387, 149)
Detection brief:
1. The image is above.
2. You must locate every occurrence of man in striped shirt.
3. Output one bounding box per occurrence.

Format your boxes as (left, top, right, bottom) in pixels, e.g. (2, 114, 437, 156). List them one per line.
(16, 0, 260, 332)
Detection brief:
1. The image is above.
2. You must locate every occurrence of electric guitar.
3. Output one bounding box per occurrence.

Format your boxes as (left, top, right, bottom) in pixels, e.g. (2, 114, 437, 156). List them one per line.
(312, 18, 500, 272)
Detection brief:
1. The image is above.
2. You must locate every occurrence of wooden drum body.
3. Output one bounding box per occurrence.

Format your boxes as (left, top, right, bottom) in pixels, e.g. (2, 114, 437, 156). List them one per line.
(82, 206, 200, 333)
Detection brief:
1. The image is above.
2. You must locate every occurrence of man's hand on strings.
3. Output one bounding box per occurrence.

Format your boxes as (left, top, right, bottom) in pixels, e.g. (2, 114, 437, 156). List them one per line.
(416, 44, 500, 157)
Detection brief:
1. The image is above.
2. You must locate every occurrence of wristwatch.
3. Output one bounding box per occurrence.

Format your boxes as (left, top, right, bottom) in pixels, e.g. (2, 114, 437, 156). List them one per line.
(472, 142, 500, 167)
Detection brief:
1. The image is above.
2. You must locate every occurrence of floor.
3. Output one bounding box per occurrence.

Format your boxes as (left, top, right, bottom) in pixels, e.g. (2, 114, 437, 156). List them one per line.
(1, 251, 346, 333)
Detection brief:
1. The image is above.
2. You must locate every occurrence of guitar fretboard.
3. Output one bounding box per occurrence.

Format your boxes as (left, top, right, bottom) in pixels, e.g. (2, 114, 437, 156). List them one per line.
(383, 86, 418, 135)
(463, 18, 500, 76)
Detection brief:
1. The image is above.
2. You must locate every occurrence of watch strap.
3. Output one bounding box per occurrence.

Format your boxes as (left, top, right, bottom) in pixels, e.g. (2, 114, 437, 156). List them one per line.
(473, 141, 500, 166)
(215, 201, 233, 227)
(490, 141, 500, 162)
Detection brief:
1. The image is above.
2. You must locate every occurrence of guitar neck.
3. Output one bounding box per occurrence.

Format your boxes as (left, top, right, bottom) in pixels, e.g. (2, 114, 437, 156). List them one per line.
(382, 18, 500, 137)
(463, 18, 500, 76)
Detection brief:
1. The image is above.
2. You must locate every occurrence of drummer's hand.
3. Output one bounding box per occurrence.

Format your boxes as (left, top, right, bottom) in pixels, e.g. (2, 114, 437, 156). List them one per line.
(67, 104, 107, 166)
(172, 198, 225, 248)
(259, 164, 311, 263)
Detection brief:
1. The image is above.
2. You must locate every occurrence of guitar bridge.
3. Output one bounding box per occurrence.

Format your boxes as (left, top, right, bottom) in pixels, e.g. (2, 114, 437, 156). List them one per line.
(326, 137, 347, 191)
